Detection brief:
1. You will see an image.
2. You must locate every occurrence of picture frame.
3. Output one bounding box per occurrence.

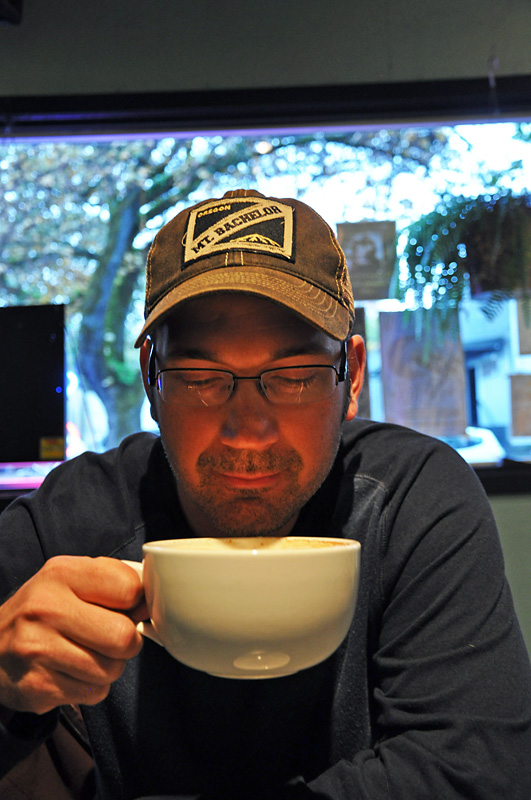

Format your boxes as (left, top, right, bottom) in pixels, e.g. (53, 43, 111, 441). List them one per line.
(337, 221, 396, 301)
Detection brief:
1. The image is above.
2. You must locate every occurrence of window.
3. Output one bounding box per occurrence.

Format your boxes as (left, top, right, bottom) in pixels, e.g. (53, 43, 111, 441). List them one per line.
(1, 89, 530, 487)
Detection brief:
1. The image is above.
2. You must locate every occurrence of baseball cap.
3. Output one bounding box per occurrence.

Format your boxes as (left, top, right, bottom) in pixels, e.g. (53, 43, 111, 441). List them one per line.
(135, 188, 355, 346)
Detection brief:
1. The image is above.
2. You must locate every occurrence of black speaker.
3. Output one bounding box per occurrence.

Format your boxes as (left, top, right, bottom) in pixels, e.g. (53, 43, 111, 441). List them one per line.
(0, 304, 65, 462)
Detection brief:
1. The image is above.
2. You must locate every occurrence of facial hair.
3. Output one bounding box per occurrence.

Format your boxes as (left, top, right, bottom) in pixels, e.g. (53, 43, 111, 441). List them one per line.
(164, 444, 335, 537)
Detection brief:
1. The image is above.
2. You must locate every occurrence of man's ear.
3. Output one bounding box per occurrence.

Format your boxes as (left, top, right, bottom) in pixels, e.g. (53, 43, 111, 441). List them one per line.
(139, 338, 159, 423)
(344, 335, 366, 421)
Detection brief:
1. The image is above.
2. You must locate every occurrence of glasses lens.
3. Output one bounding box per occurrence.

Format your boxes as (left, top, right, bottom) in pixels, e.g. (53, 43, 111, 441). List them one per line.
(158, 370, 233, 406)
(263, 366, 337, 404)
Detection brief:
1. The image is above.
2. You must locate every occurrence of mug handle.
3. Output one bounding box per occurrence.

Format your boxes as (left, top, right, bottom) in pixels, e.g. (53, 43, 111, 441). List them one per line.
(122, 560, 164, 648)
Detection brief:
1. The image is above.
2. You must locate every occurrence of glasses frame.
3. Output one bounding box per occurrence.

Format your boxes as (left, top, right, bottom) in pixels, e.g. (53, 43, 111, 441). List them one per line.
(151, 340, 348, 407)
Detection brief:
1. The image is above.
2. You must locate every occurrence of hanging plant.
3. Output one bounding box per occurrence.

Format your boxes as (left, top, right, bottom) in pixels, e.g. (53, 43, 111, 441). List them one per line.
(397, 191, 531, 324)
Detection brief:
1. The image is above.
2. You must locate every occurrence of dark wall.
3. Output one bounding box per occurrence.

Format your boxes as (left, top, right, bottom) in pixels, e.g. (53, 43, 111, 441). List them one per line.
(1, 0, 530, 99)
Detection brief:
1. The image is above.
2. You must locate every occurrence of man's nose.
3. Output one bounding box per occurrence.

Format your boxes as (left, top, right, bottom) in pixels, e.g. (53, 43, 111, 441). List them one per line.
(219, 379, 279, 450)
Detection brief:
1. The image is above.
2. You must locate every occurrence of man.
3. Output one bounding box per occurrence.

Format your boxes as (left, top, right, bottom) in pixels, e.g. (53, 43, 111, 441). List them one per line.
(1, 189, 530, 799)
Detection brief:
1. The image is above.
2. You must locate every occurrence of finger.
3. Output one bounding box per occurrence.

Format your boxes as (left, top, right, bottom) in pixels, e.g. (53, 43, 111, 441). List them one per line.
(5, 598, 142, 676)
(128, 598, 149, 624)
(48, 638, 134, 687)
(8, 663, 116, 714)
(2, 614, 143, 714)
(58, 602, 144, 661)
(0, 629, 126, 714)
(43, 556, 144, 611)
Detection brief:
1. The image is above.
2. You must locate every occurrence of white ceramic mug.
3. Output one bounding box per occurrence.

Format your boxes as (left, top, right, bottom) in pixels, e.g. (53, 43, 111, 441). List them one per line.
(124, 536, 360, 679)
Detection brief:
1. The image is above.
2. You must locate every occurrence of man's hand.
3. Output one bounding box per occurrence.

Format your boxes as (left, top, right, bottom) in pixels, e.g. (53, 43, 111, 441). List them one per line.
(0, 556, 145, 715)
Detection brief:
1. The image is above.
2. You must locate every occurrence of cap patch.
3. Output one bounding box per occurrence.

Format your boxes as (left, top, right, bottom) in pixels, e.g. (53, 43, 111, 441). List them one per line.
(183, 196, 294, 266)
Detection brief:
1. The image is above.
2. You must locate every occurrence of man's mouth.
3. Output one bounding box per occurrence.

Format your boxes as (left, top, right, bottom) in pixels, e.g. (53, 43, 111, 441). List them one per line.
(197, 449, 303, 491)
(215, 471, 282, 490)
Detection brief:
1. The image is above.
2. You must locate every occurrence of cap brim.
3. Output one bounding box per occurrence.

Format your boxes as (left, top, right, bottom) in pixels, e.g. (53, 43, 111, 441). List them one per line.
(134, 266, 351, 347)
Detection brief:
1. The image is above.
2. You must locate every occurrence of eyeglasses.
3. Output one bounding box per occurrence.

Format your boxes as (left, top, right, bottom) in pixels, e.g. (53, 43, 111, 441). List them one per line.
(154, 341, 348, 407)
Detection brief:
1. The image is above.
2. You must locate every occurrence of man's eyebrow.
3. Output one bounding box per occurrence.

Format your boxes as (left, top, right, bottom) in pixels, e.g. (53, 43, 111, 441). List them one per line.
(164, 346, 216, 361)
(163, 344, 332, 362)
(270, 344, 333, 360)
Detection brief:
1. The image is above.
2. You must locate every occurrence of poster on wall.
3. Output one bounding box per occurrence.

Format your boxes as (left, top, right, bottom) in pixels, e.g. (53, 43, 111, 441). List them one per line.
(517, 299, 531, 355)
(336, 221, 396, 301)
(379, 308, 468, 440)
(510, 374, 531, 436)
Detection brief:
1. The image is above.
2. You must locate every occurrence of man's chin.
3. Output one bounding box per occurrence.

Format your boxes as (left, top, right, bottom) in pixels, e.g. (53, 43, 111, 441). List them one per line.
(202, 510, 296, 538)
(195, 496, 299, 538)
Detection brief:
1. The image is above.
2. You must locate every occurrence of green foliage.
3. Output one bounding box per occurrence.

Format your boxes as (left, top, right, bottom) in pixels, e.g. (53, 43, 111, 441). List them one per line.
(398, 191, 531, 321)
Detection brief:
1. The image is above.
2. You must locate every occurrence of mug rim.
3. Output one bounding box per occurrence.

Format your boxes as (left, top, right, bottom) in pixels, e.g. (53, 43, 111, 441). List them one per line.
(142, 535, 360, 555)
